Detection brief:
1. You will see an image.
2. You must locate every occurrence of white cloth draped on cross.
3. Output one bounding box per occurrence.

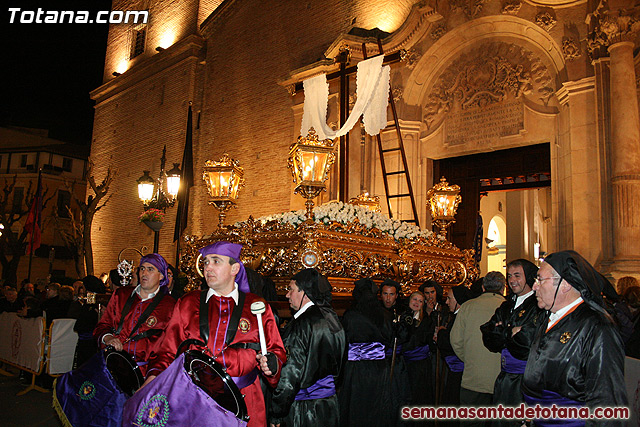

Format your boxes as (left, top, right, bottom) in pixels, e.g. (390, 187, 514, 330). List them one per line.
(300, 55, 390, 140)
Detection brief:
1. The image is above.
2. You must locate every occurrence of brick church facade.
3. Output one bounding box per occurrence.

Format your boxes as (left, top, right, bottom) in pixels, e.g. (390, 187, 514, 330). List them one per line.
(89, 0, 640, 282)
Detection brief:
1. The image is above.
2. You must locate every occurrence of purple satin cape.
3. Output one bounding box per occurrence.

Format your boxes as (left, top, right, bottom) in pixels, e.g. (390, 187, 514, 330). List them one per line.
(347, 342, 386, 361)
(294, 375, 336, 401)
(122, 353, 247, 427)
(523, 390, 585, 427)
(402, 344, 431, 362)
(444, 355, 464, 372)
(54, 350, 127, 427)
(501, 348, 527, 374)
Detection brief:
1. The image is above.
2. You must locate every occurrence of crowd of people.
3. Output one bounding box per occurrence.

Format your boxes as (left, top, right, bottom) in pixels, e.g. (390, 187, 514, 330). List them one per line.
(4, 243, 636, 426)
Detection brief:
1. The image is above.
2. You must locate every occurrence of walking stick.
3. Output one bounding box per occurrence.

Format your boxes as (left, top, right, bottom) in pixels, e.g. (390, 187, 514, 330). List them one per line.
(390, 336, 398, 382)
(435, 304, 441, 406)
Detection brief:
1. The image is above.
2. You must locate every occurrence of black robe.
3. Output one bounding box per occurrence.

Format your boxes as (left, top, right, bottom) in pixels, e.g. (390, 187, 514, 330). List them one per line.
(403, 311, 435, 406)
(437, 312, 462, 407)
(270, 304, 345, 427)
(522, 302, 628, 426)
(480, 293, 541, 413)
(339, 304, 395, 427)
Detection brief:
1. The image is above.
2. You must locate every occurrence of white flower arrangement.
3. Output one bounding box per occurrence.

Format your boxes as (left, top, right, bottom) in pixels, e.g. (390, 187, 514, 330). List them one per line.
(235, 201, 435, 242)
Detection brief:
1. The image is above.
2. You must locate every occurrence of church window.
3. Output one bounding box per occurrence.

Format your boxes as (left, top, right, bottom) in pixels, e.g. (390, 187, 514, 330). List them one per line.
(131, 24, 147, 59)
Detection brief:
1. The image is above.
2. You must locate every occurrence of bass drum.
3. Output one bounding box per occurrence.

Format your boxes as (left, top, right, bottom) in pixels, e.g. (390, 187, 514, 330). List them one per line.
(104, 347, 143, 396)
(183, 350, 249, 422)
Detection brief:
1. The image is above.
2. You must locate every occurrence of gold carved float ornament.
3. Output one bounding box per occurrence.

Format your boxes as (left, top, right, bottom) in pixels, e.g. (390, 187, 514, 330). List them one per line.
(181, 131, 477, 297)
(180, 202, 478, 297)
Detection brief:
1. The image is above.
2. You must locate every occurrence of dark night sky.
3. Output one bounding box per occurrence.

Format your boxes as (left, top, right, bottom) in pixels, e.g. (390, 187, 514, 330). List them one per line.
(2, 0, 113, 146)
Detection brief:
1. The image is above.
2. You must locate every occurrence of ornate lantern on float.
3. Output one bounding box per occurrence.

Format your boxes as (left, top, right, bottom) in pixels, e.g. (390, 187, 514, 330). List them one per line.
(288, 128, 338, 221)
(348, 191, 381, 213)
(203, 154, 245, 228)
(426, 176, 461, 238)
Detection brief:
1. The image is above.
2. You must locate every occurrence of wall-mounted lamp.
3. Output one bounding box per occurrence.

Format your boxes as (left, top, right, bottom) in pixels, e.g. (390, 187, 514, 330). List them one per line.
(155, 46, 165, 52)
(112, 72, 121, 77)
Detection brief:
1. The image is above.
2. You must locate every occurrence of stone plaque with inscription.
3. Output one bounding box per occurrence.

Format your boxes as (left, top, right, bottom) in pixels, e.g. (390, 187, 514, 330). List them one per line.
(445, 101, 524, 146)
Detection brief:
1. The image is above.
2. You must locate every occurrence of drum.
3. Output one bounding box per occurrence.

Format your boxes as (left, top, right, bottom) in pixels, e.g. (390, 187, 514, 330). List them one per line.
(183, 350, 249, 422)
(104, 347, 143, 396)
(53, 349, 132, 427)
(122, 351, 249, 426)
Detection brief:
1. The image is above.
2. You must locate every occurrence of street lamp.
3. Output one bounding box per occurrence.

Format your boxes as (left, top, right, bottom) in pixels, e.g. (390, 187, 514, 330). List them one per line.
(426, 176, 461, 238)
(136, 145, 181, 252)
(288, 128, 337, 221)
(203, 154, 246, 228)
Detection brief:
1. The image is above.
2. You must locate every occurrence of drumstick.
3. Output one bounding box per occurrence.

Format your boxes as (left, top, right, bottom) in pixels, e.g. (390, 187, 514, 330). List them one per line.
(250, 301, 268, 356)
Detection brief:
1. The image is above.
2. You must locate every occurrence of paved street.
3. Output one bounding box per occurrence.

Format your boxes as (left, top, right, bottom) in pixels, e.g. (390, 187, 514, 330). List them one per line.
(0, 366, 62, 427)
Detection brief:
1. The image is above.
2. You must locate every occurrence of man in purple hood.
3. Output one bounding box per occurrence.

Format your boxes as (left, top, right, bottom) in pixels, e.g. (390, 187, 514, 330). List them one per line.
(145, 241, 285, 427)
(93, 253, 176, 377)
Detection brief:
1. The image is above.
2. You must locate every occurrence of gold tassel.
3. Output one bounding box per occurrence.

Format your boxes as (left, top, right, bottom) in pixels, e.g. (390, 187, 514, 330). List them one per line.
(51, 378, 74, 427)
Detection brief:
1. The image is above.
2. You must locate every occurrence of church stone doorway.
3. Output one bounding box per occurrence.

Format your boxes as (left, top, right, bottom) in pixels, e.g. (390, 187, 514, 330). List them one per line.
(433, 143, 551, 274)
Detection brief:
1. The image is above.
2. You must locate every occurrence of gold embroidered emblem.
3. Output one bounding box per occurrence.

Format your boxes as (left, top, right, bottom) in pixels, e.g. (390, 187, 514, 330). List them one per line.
(559, 332, 572, 343)
(146, 316, 157, 327)
(238, 318, 251, 334)
(518, 310, 525, 318)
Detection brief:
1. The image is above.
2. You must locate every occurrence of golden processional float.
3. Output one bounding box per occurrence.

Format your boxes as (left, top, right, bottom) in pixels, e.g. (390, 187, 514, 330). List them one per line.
(180, 130, 478, 298)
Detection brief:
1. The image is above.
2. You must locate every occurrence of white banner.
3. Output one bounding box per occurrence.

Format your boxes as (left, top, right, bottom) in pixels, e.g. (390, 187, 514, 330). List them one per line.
(625, 356, 640, 426)
(0, 312, 44, 373)
(48, 318, 78, 375)
(301, 55, 390, 139)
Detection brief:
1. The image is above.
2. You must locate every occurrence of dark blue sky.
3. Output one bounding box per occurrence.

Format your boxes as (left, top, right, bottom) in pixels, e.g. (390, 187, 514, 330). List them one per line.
(2, 0, 112, 145)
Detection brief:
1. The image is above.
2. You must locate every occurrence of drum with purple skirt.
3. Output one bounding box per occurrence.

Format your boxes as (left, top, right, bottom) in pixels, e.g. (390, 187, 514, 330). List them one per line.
(104, 347, 144, 396)
(53, 348, 142, 427)
(122, 350, 249, 426)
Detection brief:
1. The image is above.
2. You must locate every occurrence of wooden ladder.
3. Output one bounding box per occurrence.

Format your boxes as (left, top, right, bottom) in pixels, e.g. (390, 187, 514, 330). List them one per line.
(364, 39, 420, 226)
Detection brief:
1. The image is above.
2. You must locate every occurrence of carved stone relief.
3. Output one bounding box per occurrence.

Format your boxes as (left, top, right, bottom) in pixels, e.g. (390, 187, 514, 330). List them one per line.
(423, 42, 555, 139)
(431, 25, 447, 41)
(586, 1, 640, 59)
(535, 12, 556, 32)
(562, 37, 582, 60)
(392, 87, 403, 103)
(501, 0, 522, 15)
(450, 0, 489, 20)
(400, 48, 421, 70)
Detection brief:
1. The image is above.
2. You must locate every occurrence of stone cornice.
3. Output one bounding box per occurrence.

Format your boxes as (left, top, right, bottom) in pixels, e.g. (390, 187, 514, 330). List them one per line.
(556, 76, 595, 106)
(523, 0, 587, 8)
(280, 1, 441, 88)
(324, 2, 441, 60)
(90, 34, 205, 104)
(200, 0, 238, 39)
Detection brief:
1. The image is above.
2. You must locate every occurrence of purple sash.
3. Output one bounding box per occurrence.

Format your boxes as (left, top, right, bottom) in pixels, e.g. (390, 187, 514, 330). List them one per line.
(53, 350, 127, 427)
(122, 353, 247, 426)
(385, 344, 402, 357)
(444, 355, 464, 372)
(294, 375, 336, 401)
(501, 348, 527, 374)
(347, 342, 386, 361)
(403, 344, 431, 362)
(232, 368, 258, 390)
(523, 390, 585, 427)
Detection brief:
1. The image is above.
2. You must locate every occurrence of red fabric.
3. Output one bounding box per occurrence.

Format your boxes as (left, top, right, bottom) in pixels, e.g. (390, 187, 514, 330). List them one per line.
(93, 286, 176, 376)
(148, 290, 286, 427)
(24, 179, 42, 254)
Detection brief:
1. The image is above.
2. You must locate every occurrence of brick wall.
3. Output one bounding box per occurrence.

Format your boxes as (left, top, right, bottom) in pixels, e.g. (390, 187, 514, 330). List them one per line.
(90, 0, 418, 273)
